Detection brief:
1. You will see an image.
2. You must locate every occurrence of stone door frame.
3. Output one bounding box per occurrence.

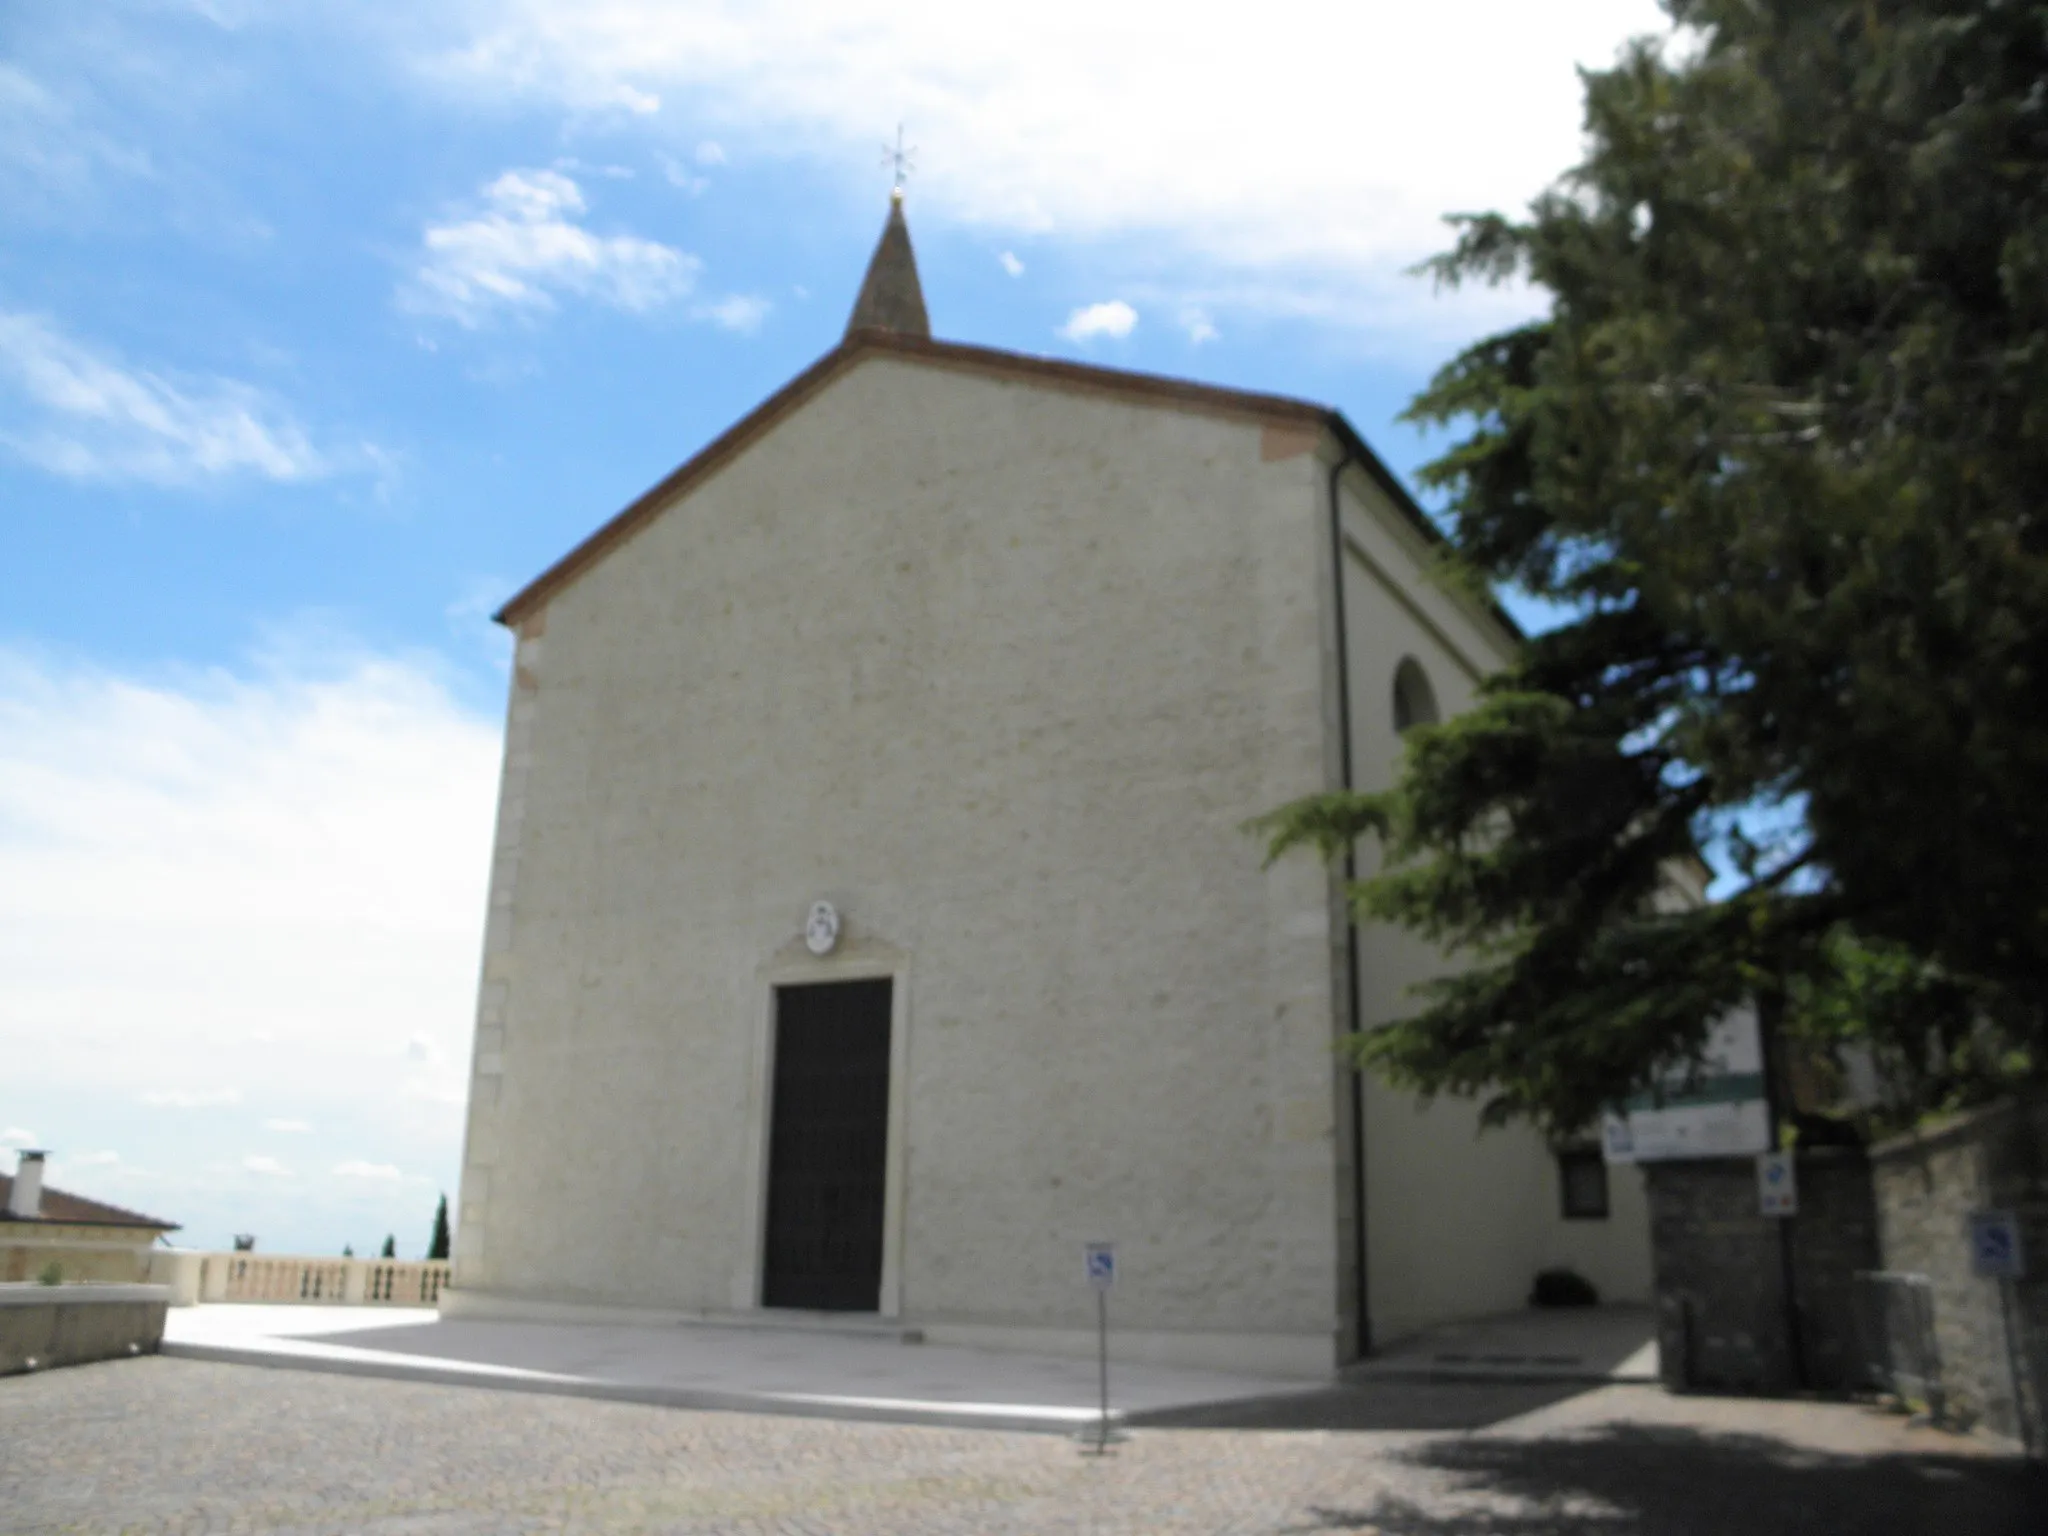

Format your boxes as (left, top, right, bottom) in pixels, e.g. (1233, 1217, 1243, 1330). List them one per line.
(736, 944, 912, 1319)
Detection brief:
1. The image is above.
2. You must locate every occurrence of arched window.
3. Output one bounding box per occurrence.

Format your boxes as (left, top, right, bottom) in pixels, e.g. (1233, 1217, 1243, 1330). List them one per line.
(1392, 656, 1439, 734)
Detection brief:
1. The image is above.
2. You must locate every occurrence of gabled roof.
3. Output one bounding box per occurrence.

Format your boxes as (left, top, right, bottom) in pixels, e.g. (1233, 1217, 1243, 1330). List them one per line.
(0, 1173, 179, 1231)
(495, 330, 1483, 632)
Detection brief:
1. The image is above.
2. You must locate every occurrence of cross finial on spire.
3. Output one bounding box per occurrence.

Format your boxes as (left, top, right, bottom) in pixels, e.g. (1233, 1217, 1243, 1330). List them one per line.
(882, 124, 915, 200)
(845, 149, 930, 338)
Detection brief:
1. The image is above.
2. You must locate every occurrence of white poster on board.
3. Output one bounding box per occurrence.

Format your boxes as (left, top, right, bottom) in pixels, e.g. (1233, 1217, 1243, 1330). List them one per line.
(1601, 1006, 1772, 1163)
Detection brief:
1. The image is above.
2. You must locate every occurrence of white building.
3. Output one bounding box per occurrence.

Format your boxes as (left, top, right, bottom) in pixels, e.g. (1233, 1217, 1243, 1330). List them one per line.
(445, 194, 1651, 1375)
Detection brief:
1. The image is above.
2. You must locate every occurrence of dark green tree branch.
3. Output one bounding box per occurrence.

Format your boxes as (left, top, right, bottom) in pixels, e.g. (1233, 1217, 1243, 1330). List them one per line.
(1260, 0, 2047, 1135)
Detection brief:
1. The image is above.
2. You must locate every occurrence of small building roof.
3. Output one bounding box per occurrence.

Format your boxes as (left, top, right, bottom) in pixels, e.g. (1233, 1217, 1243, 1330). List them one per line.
(0, 1173, 180, 1232)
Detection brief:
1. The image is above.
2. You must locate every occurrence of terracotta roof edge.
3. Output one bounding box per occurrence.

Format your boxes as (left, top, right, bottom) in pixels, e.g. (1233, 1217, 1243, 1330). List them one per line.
(0, 1174, 181, 1230)
(492, 331, 1520, 648)
(495, 344, 862, 627)
(0, 1212, 181, 1231)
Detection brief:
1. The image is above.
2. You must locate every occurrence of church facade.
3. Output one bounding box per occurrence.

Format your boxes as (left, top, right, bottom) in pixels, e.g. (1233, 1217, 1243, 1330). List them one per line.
(444, 196, 1652, 1375)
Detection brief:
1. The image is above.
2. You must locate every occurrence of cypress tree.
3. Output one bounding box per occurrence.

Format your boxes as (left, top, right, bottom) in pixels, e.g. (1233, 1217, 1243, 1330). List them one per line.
(428, 1193, 451, 1262)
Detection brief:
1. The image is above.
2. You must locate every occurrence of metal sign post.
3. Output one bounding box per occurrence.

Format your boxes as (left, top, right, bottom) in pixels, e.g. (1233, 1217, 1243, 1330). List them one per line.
(1970, 1210, 2037, 1455)
(1080, 1242, 1125, 1453)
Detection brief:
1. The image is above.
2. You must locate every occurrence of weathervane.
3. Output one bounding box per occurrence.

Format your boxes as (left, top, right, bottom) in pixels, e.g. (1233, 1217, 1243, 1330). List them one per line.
(881, 124, 916, 198)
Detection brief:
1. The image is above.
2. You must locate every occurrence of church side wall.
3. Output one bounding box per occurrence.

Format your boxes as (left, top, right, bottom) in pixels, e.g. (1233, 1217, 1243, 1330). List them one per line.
(1334, 475, 1654, 1348)
(448, 356, 1346, 1373)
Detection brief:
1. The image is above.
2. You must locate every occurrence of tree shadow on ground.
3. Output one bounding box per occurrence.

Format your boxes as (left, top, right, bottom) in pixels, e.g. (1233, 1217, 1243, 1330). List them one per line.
(1281, 1425, 2047, 1536)
(1129, 1380, 1587, 1432)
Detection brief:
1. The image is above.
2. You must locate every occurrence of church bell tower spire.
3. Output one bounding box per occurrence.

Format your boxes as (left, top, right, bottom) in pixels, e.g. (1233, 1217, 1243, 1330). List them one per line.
(845, 136, 931, 339)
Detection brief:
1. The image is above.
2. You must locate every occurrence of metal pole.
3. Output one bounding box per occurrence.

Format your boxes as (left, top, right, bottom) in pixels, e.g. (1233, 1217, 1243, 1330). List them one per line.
(1998, 1276, 2039, 1455)
(1095, 1287, 1109, 1452)
(1757, 993, 1809, 1391)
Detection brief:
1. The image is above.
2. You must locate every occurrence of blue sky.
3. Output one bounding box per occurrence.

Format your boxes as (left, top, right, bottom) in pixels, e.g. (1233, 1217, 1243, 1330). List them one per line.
(1, 0, 1666, 1255)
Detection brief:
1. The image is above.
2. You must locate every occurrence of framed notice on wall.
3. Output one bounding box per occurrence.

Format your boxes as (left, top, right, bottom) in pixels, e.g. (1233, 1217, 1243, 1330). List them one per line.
(1601, 1006, 1772, 1163)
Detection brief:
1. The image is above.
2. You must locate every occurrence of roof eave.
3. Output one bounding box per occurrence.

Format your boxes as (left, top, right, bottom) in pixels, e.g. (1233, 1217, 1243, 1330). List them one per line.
(1320, 415, 1527, 648)
(494, 342, 866, 628)
(492, 331, 1521, 650)
(0, 1213, 181, 1232)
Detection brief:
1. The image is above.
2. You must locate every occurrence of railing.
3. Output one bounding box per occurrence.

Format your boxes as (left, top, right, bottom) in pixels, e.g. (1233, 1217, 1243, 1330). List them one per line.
(222, 1257, 350, 1302)
(363, 1260, 448, 1305)
(173, 1253, 452, 1307)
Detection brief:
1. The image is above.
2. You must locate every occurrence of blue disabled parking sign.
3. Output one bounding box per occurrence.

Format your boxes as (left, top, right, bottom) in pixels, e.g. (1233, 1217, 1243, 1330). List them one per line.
(1756, 1151, 1797, 1217)
(1079, 1242, 1124, 1453)
(1969, 1211, 2025, 1279)
(1085, 1242, 1116, 1290)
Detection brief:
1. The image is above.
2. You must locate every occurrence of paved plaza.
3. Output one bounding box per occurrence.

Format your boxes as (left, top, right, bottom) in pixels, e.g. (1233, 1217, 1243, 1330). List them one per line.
(4, 1355, 2040, 1534)
(155, 1302, 1657, 1435)
(158, 1304, 1318, 1433)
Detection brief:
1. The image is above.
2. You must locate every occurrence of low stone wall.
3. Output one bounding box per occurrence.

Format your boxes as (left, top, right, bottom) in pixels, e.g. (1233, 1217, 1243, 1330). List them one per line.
(0, 1283, 170, 1375)
(1, 1225, 159, 1284)
(1646, 1149, 1879, 1394)
(143, 1249, 205, 1306)
(1870, 1097, 2048, 1449)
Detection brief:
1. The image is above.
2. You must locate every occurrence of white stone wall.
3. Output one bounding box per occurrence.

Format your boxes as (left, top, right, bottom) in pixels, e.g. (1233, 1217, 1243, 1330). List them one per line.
(1333, 470, 1654, 1345)
(453, 355, 1346, 1364)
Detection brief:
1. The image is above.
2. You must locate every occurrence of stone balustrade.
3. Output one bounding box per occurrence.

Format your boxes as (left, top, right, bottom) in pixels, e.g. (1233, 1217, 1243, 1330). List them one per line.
(145, 1250, 450, 1307)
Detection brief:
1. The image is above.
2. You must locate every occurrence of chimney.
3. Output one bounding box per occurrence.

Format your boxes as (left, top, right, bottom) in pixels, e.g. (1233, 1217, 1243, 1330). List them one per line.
(8, 1150, 46, 1218)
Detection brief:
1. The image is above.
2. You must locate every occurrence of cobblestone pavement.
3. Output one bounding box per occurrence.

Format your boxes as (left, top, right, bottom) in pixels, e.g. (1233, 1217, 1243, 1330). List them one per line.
(3, 1358, 2041, 1535)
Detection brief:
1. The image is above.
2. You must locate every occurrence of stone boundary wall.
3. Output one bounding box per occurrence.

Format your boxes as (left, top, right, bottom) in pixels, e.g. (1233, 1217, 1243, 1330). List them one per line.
(0, 1283, 169, 1375)
(1870, 1096, 2047, 1450)
(0, 1223, 160, 1284)
(1646, 1149, 1879, 1394)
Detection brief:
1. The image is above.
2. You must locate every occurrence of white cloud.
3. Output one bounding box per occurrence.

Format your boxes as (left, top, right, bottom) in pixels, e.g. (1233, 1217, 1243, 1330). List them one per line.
(0, 62, 155, 213)
(334, 1160, 403, 1180)
(415, 0, 1666, 332)
(553, 156, 635, 181)
(243, 1155, 291, 1176)
(1059, 300, 1137, 342)
(141, 1088, 244, 1108)
(2, 1128, 37, 1147)
(998, 251, 1024, 278)
(488, 165, 581, 221)
(1180, 307, 1218, 345)
(659, 155, 709, 194)
(69, 1150, 119, 1167)
(0, 312, 333, 485)
(693, 294, 771, 333)
(0, 640, 499, 1251)
(694, 139, 727, 165)
(405, 167, 701, 326)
